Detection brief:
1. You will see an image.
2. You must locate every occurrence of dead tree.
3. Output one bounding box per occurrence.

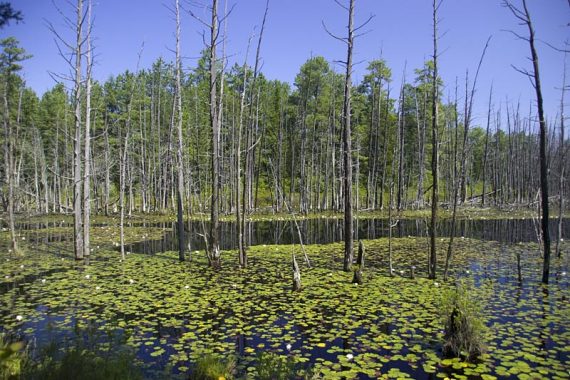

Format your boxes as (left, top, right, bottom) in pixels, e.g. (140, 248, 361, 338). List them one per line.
(174, 0, 185, 262)
(429, 0, 442, 279)
(72, 0, 84, 261)
(556, 53, 567, 259)
(82, 0, 93, 259)
(504, 0, 551, 283)
(444, 37, 491, 281)
(324, 0, 373, 272)
(209, 0, 222, 267)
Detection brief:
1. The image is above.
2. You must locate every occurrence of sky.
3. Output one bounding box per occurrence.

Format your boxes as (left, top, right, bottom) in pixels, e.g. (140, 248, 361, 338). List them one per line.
(3, 0, 570, 126)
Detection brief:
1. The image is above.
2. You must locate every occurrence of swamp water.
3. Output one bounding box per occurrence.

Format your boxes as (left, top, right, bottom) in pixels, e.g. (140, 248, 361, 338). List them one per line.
(1, 218, 569, 379)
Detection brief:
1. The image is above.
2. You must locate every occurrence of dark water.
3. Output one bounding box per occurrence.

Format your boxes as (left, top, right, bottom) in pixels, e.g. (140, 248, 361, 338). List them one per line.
(126, 217, 569, 254)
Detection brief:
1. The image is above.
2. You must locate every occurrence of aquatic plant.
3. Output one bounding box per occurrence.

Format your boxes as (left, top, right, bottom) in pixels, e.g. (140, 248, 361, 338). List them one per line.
(0, 334, 26, 380)
(439, 281, 487, 360)
(189, 353, 235, 380)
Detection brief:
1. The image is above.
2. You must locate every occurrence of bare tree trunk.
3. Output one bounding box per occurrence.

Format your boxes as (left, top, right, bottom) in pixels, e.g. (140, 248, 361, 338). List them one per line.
(209, 0, 221, 267)
(174, 0, 185, 262)
(103, 113, 110, 216)
(397, 74, 406, 211)
(429, 0, 441, 279)
(504, 0, 551, 283)
(482, 86, 493, 206)
(236, 35, 252, 268)
(415, 89, 427, 208)
(83, 0, 93, 259)
(341, 0, 355, 272)
(556, 55, 566, 259)
(73, 0, 84, 261)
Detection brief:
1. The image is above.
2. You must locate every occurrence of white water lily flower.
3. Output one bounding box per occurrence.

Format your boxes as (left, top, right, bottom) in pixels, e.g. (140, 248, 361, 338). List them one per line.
(346, 353, 354, 360)
(5, 275, 10, 279)
(434, 282, 440, 287)
(21, 236, 25, 240)
(465, 270, 470, 274)
(400, 270, 404, 275)
(41, 279, 46, 284)
(286, 343, 292, 351)
(85, 274, 90, 279)
(20, 265, 24, 269)
(129, 279, 135, 284)
(561, 272, 567, 276)
(16, 315, 23, 321)
(184, 285, 190, 289)
(96, 286, 101, 290)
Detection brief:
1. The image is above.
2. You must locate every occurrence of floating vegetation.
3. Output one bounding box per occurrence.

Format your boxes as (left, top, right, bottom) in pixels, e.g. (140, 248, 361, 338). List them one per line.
(0, 227, 568, 379)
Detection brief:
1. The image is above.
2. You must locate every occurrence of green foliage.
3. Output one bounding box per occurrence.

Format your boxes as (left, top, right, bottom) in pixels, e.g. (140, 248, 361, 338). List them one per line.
(0, 335, 26, 380)
(24, 346, 142, 380)
(0, 2, 22, 28)
(439, 280, 487, 361)
(190, 353, 235, 380)
(255, 351, 314, 380)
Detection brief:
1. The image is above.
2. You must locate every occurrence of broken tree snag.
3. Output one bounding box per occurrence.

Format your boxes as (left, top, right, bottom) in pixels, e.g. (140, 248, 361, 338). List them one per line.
(352, 240, 365, 284)
(357, 240, 365, 267)
(292, 253, 302, 291)
(516, 250, 522, 283)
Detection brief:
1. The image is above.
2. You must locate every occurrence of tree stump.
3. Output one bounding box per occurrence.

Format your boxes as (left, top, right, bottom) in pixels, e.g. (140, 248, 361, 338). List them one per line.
(352, 241, 365, 284)
(292, 254, 301, 291)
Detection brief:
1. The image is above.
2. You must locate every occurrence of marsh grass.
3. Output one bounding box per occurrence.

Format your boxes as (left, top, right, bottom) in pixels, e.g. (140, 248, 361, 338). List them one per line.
(189, 353, 235, 380)
(439, 281, 487, 361)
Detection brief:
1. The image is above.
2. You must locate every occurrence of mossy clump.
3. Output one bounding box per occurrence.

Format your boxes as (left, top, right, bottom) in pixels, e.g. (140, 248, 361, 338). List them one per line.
(439, 281, 487, 361)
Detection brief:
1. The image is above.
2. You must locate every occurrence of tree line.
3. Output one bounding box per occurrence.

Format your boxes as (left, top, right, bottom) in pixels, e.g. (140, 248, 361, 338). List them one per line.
(0, 0, 567, 281)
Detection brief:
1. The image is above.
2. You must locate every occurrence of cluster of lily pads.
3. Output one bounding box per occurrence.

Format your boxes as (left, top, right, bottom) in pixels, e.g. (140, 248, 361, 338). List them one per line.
(0, 222, 569, 379)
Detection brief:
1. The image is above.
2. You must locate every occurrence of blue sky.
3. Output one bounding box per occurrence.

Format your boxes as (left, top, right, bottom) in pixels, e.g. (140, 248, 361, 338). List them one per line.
(4, 0, 569, 125)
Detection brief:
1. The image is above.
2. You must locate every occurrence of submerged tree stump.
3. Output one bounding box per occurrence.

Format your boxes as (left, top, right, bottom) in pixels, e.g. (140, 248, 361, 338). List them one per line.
(352, 241, 365, 284)
(292, 254, 301, 291)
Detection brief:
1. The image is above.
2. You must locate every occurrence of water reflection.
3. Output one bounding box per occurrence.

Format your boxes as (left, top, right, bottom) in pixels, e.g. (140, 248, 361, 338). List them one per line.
(127, 218, 569, 255)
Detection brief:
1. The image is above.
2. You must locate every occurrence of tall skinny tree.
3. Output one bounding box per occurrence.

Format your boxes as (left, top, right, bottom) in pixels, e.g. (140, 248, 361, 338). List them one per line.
(73, 0, 85, 261)
(209, 0, 221, 268)
(504, 0, 551, 283)
(174, 0, 185, 262)
(429, 0, 442, 279)
(82, 0, 93, 259)
(341, 0, 355, 272)
(323, 0, 372, 271)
